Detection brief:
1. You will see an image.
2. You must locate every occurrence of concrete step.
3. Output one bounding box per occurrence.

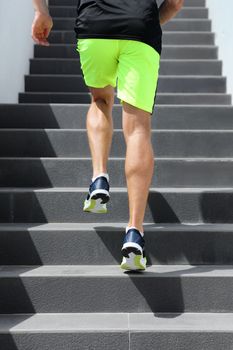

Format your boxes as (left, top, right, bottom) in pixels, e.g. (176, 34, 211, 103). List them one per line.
(171, 8, 209, 18)
(49, 6, 209, 19)
(52, 18, 211, 31)
(30, 59, 222, 75)
(0, 313, 128, 350)
(49, 31, 215, 45)
(0, 129, 232, 158)
(0, 158, 233, 188)
(1, 312, 233, 350)
(0, 187, 232, 223)
(18, 92, 232, 105)
(25, 75, 226, 93)
(34, 44, 218, 59)
(0, 264, 233, 312)
(156, 0, 206, 6)
(1, 223, 233, 265)
(1, 105, 233, 130)
(49, 0, 206, 7)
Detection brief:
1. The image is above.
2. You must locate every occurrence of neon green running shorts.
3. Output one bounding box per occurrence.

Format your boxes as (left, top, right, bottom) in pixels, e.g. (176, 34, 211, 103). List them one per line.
(76, 38, 160, 115)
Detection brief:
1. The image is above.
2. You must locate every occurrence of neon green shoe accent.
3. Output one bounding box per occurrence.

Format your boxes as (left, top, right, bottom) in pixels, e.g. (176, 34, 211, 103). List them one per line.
(120, 254, 147, 271)
(83, 198, 107, 214)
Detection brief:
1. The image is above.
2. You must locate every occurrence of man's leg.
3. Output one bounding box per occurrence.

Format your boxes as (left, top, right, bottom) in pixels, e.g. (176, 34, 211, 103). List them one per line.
(122, 101, 154, 234)
(87, 85, 115, 178)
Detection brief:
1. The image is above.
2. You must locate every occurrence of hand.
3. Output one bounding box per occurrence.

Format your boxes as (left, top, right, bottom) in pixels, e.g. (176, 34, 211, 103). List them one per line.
(31, 11, 53, 46)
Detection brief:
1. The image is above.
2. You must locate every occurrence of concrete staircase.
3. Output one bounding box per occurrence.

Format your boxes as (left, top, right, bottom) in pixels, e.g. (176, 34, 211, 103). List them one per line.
(0, 0, 233, 348)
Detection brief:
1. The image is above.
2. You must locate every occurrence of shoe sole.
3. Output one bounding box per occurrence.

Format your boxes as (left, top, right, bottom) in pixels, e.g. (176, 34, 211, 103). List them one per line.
(121, 245, 146, 271)
(120, 252, 147, 271)
(90, 190, 110, 204)
(83, 193, 110, 214)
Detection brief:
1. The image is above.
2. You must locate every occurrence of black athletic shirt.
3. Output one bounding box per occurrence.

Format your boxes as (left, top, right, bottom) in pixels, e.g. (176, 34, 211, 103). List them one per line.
(74, 0, 162, 55)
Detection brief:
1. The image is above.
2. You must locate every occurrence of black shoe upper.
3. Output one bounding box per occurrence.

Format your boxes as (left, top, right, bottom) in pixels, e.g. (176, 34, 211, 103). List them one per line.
(90, 176, 109, 193)
(87, 176, 110, 200)
(123, 228, 145, 249)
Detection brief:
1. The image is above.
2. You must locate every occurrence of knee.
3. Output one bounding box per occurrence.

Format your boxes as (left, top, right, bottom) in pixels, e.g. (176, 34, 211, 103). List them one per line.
(90, 97, 113, 120)
(89, 85, 115, 112)
(91, 94, 114, 108)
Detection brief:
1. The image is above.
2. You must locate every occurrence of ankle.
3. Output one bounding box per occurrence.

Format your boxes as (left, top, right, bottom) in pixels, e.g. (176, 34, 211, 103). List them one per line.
(92, 172, 109, 182)
(126, 225, 144, 237)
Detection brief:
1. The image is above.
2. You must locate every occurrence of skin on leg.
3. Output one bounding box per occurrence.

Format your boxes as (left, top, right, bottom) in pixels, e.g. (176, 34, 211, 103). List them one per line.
(122, 101, 155, 234)
(87, 85, 115, 178)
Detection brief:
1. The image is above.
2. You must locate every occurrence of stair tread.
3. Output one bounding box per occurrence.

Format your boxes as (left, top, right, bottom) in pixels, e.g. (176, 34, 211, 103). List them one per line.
(0, 187, 233, 192)
(0, 129, 232, 132)
(31, 58, 220, 61)
(0, 312, 233, 333)
(0, 222, 233, 231)
(2, 157, 233, 160)
(1, 264, 233, 277)
(19, 92, 230, 96)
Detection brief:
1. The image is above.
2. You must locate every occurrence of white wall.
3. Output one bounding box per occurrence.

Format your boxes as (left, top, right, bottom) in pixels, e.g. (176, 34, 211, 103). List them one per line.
(207, 0, 233, 97)
(0, 0, 34, 103)
(0, 1, 232, 102)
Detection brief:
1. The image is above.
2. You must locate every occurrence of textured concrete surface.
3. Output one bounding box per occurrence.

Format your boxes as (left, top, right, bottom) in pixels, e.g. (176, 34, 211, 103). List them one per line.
(1, 223, 233, 265)
(24, 75, 226, 93)
(1, 157, 233, 187)
(0, 314, 233, 350)
(1, 129, 233, 157)
(0, 187, 233, 223)
(1, 265, 233, 313)
(1, 0, 233, 348)
(19, 92, 232, 104)
(2, 105, 233, 129)
(1, 312, 233, 332)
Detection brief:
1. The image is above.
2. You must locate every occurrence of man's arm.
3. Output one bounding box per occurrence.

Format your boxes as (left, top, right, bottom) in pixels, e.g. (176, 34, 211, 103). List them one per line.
(159, 0, 184, 25)
(31, 0, 53, 46)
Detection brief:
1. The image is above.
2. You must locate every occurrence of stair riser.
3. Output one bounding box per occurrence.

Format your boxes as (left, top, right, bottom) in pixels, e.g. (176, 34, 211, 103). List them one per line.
(164, 8, 209, 18)
(0, 274, 233, 312)
(0, 190, 232, 223)
(1, 227, 233, 265)
(0, 131, 232, 157)
(49, 32, 215, 45)
(1, 105, 233, 130)
(0, 333, 127, 350)
(34, 45, 218, 59)
(30, 59, 222, 75)
(19, 93, 232, 105)
(131, 333, 233, 350)
(1, 332, 232, 350)
(0, 159, 233, 187)
(25, 76, 226, 93)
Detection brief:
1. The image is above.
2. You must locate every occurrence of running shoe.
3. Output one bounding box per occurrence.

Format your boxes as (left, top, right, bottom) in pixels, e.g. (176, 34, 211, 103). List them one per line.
(83, 175, 110, 213)
(120, 227, 147, 271)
